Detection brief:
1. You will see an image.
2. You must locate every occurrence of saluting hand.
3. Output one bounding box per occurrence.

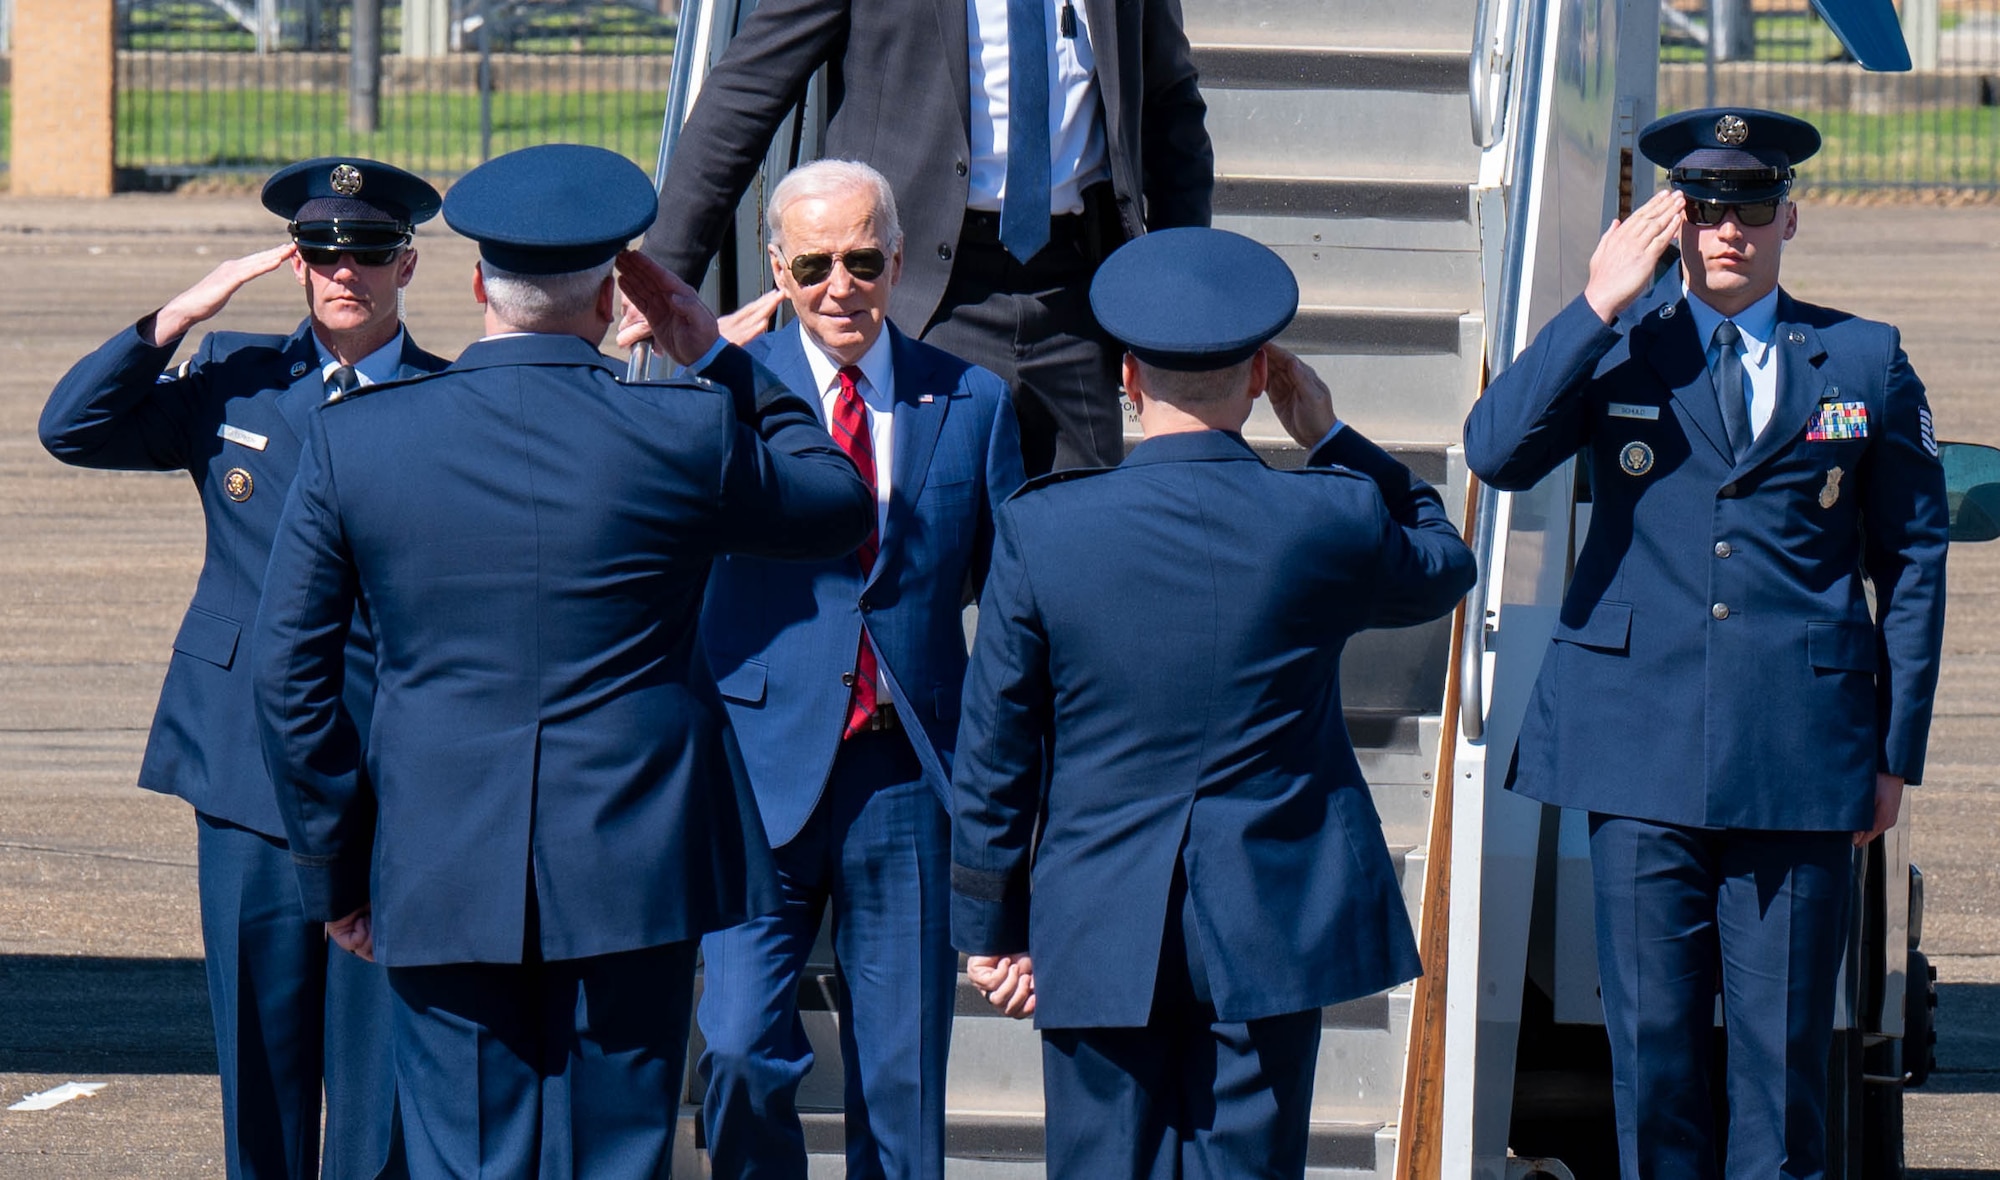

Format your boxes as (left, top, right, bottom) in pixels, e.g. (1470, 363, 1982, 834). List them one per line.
(149, 242, 299, 348)
(1583, 188, 1685, 325)
(326, 906, 375, 962)
(1263, 344, 1338, 448)
(614, 249, 721, 366)
(967, 954, 1036, 1019)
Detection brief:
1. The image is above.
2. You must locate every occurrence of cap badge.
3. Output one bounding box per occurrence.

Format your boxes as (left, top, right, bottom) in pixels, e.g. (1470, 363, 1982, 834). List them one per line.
(223, 468, 255, 503)
(1715, 114, 1750, 146)
(1619, 441, 1655, 476)
(1819, 465, 1844, 509)
(330, 164, 364, 196)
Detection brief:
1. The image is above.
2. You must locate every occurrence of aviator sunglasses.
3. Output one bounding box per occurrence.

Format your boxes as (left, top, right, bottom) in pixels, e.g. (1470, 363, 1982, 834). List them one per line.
(780, 247, 888, 286)
(1683, 197, 1784, 228)
(297, 243, 407, 268)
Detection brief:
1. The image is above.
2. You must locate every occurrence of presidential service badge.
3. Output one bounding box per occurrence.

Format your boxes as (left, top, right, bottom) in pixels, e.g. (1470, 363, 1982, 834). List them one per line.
(1619, 441, 1655, 476)
(223, 468, 254, 502)
(1819, 466, 1844, 509)
(330, 163, 364, 196)
(1715, 114, 1750, 146)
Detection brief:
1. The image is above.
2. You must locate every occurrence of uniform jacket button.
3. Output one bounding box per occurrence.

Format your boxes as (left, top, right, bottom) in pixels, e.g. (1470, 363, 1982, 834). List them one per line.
(859, 600, 873, 614)
(841, 671, 857, 687)
(1719, 482, 1738, 498)
(1714, 541, 1732, 558)
(1712, 603, 1730, 620)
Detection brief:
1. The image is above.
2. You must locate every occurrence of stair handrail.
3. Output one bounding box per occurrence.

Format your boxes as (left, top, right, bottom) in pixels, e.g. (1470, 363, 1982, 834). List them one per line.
(1469, 0, 1522, 148)
(629, 0, 716, 381)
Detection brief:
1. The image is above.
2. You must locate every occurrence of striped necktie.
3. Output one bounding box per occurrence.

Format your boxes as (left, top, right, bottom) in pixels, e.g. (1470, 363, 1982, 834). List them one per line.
(830, 365, 880, 738)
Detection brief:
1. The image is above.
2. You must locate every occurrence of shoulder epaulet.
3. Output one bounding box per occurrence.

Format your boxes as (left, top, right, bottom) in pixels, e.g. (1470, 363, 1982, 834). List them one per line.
(621, 373, 726, 394)
(1007, 465, 1114, 502)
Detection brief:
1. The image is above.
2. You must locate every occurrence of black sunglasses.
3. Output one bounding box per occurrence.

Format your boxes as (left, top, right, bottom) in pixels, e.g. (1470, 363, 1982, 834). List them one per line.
(1685, 198, 1784, 228)
(780, 247, 888, 286)
(297, 243, 406, 268)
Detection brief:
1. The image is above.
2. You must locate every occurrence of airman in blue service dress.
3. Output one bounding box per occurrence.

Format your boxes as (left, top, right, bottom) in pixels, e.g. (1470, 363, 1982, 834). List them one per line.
(950, 228, 1477, 1178)
(39, 157, 443, 1179)
(1464, 110, 1949, 1178)
(252, 144, 876, 1179)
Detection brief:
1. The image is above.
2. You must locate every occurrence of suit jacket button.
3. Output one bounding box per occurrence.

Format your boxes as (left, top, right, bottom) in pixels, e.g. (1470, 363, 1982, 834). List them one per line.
(938, 243, 953, 261)
(1712, 603, 1730, 620)
(1719, 482, 1738, 498)
(1714, 541, 1732, 558)
(841, 671, 858, 687)
(955, 160, 968, 177)
(859, 601, 873, 614)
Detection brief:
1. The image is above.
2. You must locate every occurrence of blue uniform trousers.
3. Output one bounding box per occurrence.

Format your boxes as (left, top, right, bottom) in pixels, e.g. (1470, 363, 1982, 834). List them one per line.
(1039, 870, 1323, 1180)
(1589, 814, 1854, 1180)
(195, 812, 398, 1180)
(697, 728, 954, 1180)
(384, 941, 696, 1180)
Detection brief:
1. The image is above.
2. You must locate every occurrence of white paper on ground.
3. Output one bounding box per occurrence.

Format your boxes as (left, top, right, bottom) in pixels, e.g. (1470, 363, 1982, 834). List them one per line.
(8, 1082, 108, 1111)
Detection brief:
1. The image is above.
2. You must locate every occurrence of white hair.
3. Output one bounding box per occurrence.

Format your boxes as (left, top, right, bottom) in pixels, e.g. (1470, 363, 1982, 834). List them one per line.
(766, 159, 903, 253)
(479, 259, 614, 329)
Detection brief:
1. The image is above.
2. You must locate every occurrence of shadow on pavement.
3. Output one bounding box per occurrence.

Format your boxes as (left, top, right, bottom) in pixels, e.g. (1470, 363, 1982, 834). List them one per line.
(0, 955, 215, 1074)
(1932, 981, 2000, 1095)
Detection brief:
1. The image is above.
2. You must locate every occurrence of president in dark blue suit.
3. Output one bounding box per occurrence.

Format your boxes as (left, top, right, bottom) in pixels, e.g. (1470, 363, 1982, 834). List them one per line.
(669, 160, 1025, 1179)
(252, 145, 875, 1179)
(950, 229, 1476, 1178)
(1463, 111, 1949, 1178)
(40, 157, 442, 1179)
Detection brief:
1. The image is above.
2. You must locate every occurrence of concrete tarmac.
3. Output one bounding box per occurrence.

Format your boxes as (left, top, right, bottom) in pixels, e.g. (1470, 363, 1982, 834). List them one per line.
(1, 196, 1998, 1177)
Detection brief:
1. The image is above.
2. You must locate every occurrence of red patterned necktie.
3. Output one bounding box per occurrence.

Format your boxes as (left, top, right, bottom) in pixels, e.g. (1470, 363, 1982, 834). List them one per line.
(830, 365, 879, 738)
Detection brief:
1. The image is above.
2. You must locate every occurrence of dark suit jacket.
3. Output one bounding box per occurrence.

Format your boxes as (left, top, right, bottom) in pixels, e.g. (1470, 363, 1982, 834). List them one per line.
(39, 319, 446, 838)
(645, 0, 1214, 334)
(253, 334, 875, 967)
(1464, 284, 1949, 831)
(702, 322, 1025, 846)
(951, 428, 1476, 1027)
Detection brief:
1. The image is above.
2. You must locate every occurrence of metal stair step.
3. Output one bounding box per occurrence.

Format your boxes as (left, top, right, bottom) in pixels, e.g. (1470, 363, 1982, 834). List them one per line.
(1202, 87, 1480, 183)
(1184, 0, 1479, 53)
(1192, 45, 1469, 93)
(1214, 176, 1474, 224)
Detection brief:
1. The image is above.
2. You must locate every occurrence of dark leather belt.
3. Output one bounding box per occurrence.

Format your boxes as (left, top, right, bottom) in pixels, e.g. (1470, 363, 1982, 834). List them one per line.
(959, 181, 1114, 252)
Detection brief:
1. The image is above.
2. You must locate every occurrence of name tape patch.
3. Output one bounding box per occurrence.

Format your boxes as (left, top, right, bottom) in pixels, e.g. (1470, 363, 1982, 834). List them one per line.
(218, 424, 269, 451)
(1608, 403, 1660, 420)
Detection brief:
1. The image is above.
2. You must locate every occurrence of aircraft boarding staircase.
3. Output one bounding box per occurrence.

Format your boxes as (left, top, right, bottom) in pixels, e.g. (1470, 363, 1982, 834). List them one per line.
(655, 0, 1490, 1173)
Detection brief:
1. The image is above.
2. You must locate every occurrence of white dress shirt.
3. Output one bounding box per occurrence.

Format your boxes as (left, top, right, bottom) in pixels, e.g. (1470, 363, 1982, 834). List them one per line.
(965, 0, 1111, 216)
(1686, 287, 1782, 438)
(314, 328, 408, 390)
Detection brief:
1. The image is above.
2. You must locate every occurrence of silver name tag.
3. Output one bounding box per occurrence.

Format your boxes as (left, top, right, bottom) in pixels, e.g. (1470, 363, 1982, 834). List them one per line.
(218, 424, 269, 451)
(1608, 403, 1660, 420)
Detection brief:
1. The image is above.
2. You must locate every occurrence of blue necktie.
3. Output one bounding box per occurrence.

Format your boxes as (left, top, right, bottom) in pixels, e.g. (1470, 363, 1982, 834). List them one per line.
(1002, 0, 1052, 262)
(1711, 319, 1751, 462)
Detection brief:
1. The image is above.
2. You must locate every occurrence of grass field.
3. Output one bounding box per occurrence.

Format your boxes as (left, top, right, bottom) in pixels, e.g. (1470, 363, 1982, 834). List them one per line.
(1653, 104, 2000, 189)
(114, 87, 665, 179)
(124, 0, 675, 54)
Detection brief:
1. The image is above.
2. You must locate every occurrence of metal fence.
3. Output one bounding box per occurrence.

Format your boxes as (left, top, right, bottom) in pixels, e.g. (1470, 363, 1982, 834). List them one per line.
(113, 0, 674, 185)
(1659, 0, 2000, 194)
